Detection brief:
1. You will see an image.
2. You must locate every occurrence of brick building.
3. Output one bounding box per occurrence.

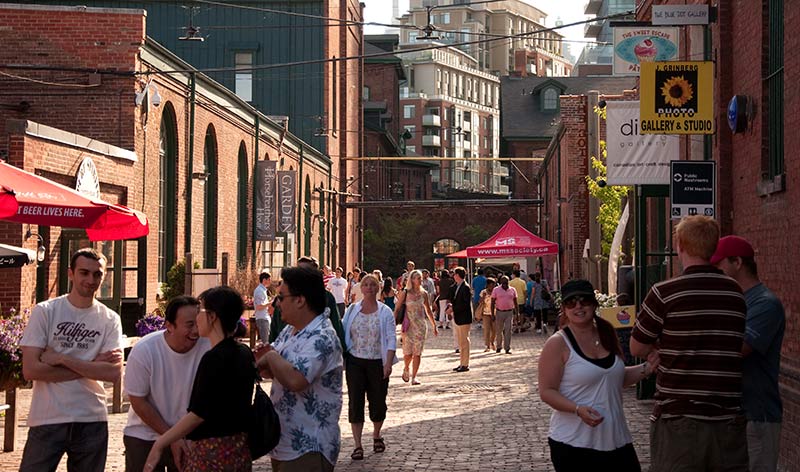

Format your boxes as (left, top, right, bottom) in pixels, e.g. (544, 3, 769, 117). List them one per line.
(0, 4, 335, 327)
(29, 0, 364, 272)
(500, 75, 636, 285)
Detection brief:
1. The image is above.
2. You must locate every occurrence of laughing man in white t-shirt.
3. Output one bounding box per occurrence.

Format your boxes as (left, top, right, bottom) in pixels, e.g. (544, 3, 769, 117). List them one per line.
(19, 248, 124, 472)
(122, 296, 211, 472)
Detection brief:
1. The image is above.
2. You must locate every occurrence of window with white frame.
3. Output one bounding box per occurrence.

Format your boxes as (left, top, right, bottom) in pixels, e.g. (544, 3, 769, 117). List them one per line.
(235, 52, 254, 102)
(404, 104, 416, 119)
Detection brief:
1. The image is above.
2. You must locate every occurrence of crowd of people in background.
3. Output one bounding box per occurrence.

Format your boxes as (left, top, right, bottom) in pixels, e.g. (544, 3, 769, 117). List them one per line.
(17, 214, 785, 472)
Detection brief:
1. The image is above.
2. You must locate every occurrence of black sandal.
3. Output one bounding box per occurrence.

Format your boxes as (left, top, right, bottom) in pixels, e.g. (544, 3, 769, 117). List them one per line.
(373, 437, 386, 453)
(351, 447, 364, 460)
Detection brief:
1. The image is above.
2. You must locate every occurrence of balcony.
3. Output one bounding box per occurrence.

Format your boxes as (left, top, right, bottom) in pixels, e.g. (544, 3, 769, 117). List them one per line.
(461, 120, 471, 132)
(422, 135, 441, 147)
(498, 184, 510, 194)
(584, 0, 602, 15)
(584, 21, 602, 39)
(493, 163, 509, 177)
(422, 114, 441, 127)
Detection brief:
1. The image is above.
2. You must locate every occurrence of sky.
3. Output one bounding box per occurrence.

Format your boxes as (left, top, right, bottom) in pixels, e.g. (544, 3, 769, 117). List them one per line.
(361, 0, 592, 62)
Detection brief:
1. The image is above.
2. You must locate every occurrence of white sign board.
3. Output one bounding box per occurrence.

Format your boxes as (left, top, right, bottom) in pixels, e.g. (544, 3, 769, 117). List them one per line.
(652, 5, 710, 25)
(606, 101, 679, 186)
(613, 26, 680, 76)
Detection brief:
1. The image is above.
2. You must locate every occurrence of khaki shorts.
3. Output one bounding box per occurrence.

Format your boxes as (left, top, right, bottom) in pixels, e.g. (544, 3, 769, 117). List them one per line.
(649, 416, 748, 472)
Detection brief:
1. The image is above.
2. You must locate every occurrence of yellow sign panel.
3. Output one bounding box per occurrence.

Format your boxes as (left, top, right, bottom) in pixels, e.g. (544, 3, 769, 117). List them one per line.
(599, 305, 637, 329)
(639, 61, 714, 134)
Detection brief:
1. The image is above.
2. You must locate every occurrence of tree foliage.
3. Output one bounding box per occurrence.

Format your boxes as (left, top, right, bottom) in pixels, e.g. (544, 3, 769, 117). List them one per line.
(363, 215, 427, 276)
(461, 224, 492, 246)
(586, 106, 630, 258)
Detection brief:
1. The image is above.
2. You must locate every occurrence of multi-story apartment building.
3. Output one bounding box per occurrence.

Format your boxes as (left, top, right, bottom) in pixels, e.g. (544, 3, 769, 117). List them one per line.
(399, 0, 572, 77)
(573, 0, 635, 76)
(396, 43, 507, 194)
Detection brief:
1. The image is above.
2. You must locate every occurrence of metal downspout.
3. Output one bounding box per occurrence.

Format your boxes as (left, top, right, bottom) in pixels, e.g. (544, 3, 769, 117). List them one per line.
(252, 115, 259, 268)
(185, 72, 196, 254)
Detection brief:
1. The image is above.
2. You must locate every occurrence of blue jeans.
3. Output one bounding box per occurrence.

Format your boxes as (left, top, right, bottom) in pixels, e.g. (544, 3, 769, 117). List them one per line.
(19, 421, 108, 472)
(256, 318, 271, 343)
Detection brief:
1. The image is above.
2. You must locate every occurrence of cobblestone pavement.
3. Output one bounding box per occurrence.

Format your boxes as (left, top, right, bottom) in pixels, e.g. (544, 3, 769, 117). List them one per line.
(1, 325, 654, 471)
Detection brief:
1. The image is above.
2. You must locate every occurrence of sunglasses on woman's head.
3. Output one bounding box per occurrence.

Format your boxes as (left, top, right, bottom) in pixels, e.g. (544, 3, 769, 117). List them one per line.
(562, 296, 595, 309)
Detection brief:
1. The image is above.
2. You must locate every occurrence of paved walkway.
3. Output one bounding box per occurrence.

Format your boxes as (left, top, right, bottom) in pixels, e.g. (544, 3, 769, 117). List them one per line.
(0, 325, 654, 471)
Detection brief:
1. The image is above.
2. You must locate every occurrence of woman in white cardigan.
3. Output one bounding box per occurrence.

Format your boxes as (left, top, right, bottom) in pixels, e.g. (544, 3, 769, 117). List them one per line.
(341, 274, 398, 461)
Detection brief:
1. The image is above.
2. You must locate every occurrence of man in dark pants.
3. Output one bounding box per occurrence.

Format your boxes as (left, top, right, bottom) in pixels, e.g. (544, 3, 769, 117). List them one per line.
(447, 266, 473, 372)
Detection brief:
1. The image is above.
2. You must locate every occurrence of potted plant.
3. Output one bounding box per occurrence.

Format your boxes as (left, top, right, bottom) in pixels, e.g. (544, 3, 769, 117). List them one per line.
(0, 308, 29, 390)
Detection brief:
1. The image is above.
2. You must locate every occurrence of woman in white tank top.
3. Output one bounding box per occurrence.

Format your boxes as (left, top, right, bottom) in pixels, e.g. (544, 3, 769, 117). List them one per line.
(538, 279, 658, 471)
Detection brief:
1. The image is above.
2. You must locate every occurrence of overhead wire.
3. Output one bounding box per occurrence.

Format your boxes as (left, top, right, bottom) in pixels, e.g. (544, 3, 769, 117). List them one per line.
(132, 10, 633, 76)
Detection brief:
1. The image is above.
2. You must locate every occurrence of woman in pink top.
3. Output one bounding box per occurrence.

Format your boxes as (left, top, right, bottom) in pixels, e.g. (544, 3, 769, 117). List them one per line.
(491, 276, 518, 354)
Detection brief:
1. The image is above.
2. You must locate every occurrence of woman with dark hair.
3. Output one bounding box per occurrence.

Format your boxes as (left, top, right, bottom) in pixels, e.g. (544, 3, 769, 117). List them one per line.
(143, 286, 256, 472)
(342, 274, 397, 460)
(538, 279, 657, 472)
(379, 277, 397, 311)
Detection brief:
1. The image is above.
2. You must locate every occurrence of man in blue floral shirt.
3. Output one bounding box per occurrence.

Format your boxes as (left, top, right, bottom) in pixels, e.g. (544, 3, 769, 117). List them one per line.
(255, 267, 343, 472)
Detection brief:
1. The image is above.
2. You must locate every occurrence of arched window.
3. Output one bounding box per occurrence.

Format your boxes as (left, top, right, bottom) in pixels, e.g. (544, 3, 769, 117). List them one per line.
(433, 238, 461, 255)
(433, 238, 461, 271)
(237, 142, 248, 265)
(304, 175, 312, 256)
(543, 87, 559, 111)
(203, 126, 218, 269)
(158, 104, 178, 283)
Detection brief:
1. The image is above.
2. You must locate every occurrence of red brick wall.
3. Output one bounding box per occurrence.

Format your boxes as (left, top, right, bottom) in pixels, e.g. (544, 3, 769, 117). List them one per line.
(715, 2, 800, 469)
(0, 6, 143, 151)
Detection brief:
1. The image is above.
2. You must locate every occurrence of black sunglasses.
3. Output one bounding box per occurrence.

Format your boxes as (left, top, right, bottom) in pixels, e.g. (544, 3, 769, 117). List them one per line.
(274, 293, 298, 303)
(562, 296, 595, 309)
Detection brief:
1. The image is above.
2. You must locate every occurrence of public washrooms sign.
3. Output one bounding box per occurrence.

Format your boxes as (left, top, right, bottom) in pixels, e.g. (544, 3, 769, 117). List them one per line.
(640, 61, 714, 134)
(606, 101, 679, 185)
(670, 160, 715, 220)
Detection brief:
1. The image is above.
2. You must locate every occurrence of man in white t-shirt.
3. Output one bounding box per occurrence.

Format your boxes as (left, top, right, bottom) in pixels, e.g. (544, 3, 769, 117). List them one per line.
(350, 270, 365, 305)
(122, 296, 211, 472)
(254, 272, 272, 343)
(327, 266, 348, 316)
(19, 248, 124, 472)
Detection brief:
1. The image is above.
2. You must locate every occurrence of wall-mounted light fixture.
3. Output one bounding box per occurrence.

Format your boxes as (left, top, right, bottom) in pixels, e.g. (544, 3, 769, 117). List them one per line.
(134, 80, 161, 108)
(191, 171, 211, 182)
(24, 227, 46, 262)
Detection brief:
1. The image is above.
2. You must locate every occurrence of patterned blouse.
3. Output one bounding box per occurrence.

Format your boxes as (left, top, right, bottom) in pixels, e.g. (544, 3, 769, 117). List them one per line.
(348, 311, 383, 360)
(270, 313, 344, 465)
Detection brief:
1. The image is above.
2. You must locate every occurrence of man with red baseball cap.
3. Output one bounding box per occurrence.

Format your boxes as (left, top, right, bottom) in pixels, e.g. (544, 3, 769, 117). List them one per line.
(712, 235, 785, 472)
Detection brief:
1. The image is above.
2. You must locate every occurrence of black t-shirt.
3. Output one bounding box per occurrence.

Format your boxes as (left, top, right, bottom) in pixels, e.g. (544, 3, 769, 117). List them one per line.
(187, 337, 256, 440)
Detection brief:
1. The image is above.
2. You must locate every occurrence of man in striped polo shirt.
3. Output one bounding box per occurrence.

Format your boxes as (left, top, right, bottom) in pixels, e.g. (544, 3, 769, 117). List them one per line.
(631, 216, 748, 472)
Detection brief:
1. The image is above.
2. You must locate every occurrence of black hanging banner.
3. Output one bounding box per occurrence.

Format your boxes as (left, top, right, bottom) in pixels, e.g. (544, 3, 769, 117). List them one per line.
(277, 170, 296, 233)
(255, 160, 277, 241)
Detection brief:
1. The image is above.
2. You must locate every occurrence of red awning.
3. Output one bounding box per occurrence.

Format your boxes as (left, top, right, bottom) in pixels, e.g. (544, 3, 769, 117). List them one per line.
(0, 161, 149, 241)
(447, 249, 469, 258)
(466, 218, 558, 258)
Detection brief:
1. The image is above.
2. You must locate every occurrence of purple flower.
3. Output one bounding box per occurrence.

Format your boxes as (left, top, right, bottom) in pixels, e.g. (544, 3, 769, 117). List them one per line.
(135, 312, 165, 337)
(0, 308, 30, 385)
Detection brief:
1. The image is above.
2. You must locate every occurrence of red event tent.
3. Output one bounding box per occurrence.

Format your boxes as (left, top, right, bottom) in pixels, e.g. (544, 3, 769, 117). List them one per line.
(465, 218, 558, 258)
(0, 161, 149, 241)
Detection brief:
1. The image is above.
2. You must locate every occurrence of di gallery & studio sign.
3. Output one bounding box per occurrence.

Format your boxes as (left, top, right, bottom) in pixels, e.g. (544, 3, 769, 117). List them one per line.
(639, 61, 714, 135)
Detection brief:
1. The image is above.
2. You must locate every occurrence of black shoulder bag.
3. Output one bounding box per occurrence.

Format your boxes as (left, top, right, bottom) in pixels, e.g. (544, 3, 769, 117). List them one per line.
(249, 376, 281, 460)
